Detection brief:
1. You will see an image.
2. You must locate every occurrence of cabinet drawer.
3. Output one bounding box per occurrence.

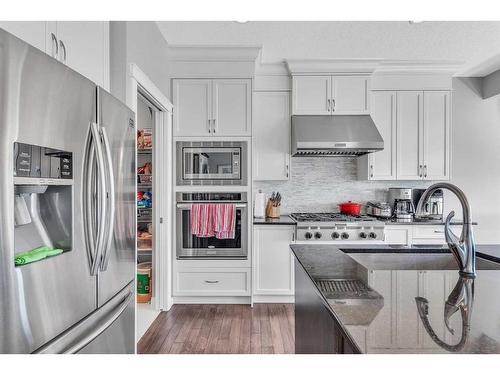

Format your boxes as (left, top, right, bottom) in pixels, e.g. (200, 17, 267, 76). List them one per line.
(412, 226, 446, 244)
(384, 227, 410, 245)
(174, 268, 251, 296)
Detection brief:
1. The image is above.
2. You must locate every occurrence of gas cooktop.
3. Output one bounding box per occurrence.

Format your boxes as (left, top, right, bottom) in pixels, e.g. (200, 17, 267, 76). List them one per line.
(290, 212, 379, 223)
(290, 213, 386, 242)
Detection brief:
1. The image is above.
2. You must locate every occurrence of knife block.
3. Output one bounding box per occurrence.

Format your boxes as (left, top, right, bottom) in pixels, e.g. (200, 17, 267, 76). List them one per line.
(266, 200, 281, 218)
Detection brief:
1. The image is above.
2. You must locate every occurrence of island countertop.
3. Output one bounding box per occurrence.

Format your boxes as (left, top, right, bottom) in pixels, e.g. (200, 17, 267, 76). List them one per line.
(291, 244, 500, 354)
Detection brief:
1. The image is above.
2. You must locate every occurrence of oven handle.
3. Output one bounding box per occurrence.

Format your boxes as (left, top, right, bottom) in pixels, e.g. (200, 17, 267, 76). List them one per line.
(176, 203, 247, 209)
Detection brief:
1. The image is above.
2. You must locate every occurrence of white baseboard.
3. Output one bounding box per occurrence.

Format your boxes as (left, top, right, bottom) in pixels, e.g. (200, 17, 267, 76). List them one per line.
(172, 296, 251, 304)
(252, 295, 295, 303)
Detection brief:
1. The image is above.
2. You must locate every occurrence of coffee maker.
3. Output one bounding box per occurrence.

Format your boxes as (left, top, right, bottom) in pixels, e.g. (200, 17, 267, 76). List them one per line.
(388, 188, 415, 222)
(412, 188, 444, 220)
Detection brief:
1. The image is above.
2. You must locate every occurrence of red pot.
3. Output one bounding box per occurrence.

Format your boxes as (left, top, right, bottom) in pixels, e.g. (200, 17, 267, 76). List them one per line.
(338, 201, 363, 216)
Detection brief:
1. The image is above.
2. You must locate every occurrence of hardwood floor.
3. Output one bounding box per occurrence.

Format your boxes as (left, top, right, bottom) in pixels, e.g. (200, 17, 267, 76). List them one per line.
(137, 304, 295, 354)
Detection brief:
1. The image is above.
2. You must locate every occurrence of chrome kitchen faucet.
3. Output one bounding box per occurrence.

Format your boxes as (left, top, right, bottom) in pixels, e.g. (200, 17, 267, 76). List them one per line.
(416, 183, 476, 276)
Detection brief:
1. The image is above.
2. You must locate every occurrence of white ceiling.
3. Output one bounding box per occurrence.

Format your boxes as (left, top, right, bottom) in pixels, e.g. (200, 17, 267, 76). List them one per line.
(156, 21, 500, 76)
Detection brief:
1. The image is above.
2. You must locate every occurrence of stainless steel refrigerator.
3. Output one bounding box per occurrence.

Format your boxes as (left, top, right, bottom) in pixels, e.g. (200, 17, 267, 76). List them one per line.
(0, 29, 135, 353)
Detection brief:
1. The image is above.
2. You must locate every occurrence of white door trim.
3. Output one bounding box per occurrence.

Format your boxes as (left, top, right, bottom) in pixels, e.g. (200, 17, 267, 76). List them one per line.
(129, 63, 174, 314)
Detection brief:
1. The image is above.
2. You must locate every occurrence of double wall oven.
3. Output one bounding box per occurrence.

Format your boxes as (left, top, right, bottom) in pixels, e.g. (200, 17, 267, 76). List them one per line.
(176, 192, 248, 259)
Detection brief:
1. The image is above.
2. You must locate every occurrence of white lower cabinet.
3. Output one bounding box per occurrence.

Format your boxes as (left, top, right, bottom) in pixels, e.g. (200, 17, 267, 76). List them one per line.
(253, 225, 295, 301)
(367, 270, 458, 353)
(385, 225, 453, 246)
(174, 267, 251, 297)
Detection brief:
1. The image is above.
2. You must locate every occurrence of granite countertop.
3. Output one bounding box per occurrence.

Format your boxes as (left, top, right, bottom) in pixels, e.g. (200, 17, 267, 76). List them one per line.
(253, 215, 477, 226)
(253, 215, 296, 225)
(291, 243, 500, 354)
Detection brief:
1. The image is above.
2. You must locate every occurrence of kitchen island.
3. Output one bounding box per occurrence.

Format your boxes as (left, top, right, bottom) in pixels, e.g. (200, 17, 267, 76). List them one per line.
(291, 244, 500, 354)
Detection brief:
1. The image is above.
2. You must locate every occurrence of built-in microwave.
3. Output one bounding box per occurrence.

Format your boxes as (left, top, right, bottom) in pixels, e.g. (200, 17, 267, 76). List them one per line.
(176, 141, 247, 186)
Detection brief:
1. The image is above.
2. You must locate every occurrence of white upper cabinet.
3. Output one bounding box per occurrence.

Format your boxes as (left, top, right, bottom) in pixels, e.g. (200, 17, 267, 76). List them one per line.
(0, 22, 47, 52)
(0, 21, 109, 89)
(292, 75, 370, 115)
(213, 79, 251, 136)
(54, 22, 109, 89)
(396, 91, 423, 180)
(367, 91, 396, 180)
(359, 89, 451, 181)
(173, 78, 252, 137)
(173, 79, 212, 136)
(253, 225, 295, 298)
(292, 75, 331, 115)
(422, 91, 450, 180)
(253, 91, 290, 181)
(332, 76, 369, 114)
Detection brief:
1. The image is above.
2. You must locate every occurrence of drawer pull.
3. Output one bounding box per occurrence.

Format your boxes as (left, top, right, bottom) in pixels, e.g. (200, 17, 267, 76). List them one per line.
(434, 230, 445, 233)
(204, 280, 220, 284)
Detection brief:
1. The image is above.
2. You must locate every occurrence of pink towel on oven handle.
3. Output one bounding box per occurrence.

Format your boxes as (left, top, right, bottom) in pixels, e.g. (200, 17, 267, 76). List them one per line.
(214, 204, 236, 240)
(190, 203, 215, 237)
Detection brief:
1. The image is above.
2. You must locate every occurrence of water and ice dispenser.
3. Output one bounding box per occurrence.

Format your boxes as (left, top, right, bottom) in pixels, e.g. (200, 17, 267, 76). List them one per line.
(13, 142, 73, 266)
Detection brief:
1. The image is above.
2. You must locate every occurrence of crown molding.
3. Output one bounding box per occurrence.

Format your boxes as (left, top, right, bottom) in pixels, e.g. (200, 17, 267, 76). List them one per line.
(286, 59, 383, 75)
(374, 59, 464, 75)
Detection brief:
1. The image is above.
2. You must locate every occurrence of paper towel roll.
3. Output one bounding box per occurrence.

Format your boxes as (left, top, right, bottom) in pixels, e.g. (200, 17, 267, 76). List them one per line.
(254, 190, 266, 218)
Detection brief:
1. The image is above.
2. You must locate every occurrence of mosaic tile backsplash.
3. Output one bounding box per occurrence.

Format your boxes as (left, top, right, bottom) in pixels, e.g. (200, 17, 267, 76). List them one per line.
(253, 157, 430, 214)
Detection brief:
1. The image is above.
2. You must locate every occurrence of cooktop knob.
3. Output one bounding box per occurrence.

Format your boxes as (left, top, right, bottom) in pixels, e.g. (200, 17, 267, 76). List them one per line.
(304, 232, 313, 240)
(369, 232, 377, 239)
(331, 232, 340, 239)
(314, 232, 322, 239)
(341, 232, 349, 240)
(359, 232, 367, 239)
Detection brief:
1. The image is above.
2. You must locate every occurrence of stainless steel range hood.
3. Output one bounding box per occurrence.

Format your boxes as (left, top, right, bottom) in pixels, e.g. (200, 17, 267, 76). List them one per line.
(292, 115, 384, 157)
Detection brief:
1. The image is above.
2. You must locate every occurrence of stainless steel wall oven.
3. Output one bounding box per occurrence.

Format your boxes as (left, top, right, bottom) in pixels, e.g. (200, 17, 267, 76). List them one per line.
(176, 192, 248, 259)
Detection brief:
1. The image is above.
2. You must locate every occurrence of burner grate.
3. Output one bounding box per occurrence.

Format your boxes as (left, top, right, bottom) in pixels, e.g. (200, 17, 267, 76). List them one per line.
(290, 212, 378, 222)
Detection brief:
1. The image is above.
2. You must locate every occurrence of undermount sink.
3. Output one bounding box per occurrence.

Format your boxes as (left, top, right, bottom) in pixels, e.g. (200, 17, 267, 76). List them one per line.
(339, 248, 500, 271)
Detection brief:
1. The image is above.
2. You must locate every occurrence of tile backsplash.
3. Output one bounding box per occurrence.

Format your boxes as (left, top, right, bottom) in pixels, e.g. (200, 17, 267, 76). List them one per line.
(253, 157, 429, 214)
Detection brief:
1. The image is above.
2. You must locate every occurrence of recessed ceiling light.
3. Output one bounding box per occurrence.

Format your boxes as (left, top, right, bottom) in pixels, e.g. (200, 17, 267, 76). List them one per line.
(409, 20, 425, 24)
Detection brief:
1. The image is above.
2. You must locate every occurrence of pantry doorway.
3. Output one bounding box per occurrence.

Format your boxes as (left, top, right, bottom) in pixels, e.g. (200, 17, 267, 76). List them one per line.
(129, 64, 173, 341)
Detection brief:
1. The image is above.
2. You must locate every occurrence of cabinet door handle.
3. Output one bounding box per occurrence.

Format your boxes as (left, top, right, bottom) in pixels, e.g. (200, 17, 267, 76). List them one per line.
(208, 119, 211, 134)
(213, 119, 216, 134)
(51, 33, 58, 58)
(327, 99, 331, 112)
(285, 164, 289, 178)
(59, 40, 67, 62)
(424, 165, 428, 178)
(204, 280, 219, 284)
(419, 165, 423, 178)
(370, 165, 374, 178)
(332, 99, 336, 112)
(292, 232, 295, 242)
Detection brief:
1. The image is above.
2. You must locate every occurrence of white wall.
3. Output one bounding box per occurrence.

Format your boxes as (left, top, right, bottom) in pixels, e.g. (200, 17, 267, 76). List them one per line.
(447, 78, 500, 243)
(110, 21, 170, 105)
(157, 21, 500, 73)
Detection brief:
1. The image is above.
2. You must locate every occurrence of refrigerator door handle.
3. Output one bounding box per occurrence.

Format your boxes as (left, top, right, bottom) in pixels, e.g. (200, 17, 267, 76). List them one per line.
(62, 292, 132, 354)
(86, 122, 108, 276)
(99, 126, 115, 272)
(33, 284, 133, 354)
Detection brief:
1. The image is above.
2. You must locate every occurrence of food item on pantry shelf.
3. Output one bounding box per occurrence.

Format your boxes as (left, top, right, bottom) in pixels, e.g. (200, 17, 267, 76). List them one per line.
(137, 129, 152, 150)
(137, 191, 152, 208)
(137, 162, 152, 175)
(137, 262, 152, 303)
